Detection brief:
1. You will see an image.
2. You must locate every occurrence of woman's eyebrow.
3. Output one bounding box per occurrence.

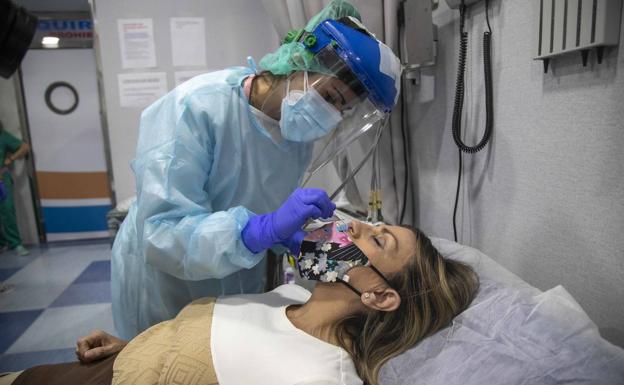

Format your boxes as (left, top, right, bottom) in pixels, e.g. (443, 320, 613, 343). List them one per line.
(383, 228, 398, 250)
(331, 84, 347, 105)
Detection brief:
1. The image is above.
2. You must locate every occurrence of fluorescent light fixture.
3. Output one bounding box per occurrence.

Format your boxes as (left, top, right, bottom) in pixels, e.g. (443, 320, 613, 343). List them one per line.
(42, 36, 59, 47)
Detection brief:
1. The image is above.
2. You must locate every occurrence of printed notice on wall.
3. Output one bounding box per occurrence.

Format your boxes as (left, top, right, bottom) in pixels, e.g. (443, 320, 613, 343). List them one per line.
(170, 17, 206, 67)
(118, 19, 156, 69)
(118, 72, 167, 108)
(174, 70, 208, 87)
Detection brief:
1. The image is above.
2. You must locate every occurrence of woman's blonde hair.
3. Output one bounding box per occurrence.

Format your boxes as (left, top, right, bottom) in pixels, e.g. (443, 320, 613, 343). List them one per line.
(335, 226, 479, 385)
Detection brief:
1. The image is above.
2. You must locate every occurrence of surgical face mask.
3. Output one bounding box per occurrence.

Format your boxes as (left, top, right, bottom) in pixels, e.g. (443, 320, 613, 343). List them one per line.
(279, 72, 342, 142)
(297, 221, 392, 297)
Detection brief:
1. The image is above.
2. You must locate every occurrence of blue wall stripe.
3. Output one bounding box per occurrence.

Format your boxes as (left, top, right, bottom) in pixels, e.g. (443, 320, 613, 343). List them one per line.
(42, 205, 111, 233)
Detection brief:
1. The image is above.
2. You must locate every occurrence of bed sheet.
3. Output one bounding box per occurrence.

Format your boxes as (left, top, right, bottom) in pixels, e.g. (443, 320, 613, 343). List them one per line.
(379, 238, 624, 385)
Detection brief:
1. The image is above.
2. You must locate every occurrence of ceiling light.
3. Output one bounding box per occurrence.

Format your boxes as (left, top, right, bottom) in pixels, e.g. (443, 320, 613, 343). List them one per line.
(42, 36, 60, 47)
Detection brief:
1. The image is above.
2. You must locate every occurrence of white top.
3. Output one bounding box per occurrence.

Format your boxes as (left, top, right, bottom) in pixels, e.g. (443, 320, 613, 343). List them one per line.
(211, 284, 363, 385)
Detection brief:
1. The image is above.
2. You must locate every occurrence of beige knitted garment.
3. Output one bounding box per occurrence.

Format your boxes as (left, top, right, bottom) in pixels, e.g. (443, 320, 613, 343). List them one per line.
(112, 297, 219, 385)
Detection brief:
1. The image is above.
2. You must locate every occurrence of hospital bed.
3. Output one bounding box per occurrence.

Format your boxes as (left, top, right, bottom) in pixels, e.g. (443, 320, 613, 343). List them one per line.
(379, 237, 624, 385)
(106, 202, 624, 384)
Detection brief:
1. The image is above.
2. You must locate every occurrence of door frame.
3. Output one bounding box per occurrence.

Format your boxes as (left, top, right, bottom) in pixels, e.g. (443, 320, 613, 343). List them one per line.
(15, 11, 116, 243)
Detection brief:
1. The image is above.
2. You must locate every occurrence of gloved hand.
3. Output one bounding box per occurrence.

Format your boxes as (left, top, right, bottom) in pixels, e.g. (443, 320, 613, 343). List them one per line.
(242, 188, 336, 254)
(281, 231, 307, 257)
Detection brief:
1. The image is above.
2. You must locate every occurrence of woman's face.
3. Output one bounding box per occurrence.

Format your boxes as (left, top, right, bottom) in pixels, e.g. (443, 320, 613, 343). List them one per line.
(287, 72, 361, 113)
(256, 71, 362, 120)
(347, 221, 416, 278)
(309, 73, 361, 112)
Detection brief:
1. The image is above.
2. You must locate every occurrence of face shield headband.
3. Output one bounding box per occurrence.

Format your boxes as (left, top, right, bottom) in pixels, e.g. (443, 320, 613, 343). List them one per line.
(297, 222, 395, 297)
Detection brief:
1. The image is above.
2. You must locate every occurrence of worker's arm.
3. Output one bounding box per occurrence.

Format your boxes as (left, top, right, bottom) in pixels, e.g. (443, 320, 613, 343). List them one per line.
(4, 142, 29, 166)
(2, 129, 29, 166)
(132, 92, 263, 281)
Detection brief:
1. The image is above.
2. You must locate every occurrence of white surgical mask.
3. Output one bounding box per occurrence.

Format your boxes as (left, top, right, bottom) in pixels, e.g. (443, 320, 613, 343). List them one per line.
(279, 72, 342, 142)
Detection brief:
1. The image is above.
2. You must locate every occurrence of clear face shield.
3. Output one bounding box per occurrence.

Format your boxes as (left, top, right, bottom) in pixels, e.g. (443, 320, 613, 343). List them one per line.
(260, 45, 386, 172)
(305, 45, 387, 173)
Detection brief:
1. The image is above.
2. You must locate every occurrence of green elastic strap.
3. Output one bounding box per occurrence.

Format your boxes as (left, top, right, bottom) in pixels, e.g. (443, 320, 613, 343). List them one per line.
(283, 29, 304, 44)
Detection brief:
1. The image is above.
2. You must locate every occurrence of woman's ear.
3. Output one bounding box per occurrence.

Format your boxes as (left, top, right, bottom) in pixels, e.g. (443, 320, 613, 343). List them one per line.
(361, 288, 401, 312)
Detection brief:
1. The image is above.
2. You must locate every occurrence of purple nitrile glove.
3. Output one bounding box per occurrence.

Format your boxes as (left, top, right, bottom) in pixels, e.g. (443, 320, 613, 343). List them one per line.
(281, 230, 306, 256)
(242, 188, 336, 254)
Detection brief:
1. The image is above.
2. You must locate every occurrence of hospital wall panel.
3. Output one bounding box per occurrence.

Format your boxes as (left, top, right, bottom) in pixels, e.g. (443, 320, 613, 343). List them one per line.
(91, 0, 282, 203)
(410, 0, 624, 347)
(36, 171, 111, 199)
(20, 48, 112, 241)
(42, 205, 110, 233)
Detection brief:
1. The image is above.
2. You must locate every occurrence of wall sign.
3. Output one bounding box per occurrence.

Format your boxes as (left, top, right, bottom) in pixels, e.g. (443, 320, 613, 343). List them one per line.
(117, 18, 157, 69)
(32, 16, 93, 48)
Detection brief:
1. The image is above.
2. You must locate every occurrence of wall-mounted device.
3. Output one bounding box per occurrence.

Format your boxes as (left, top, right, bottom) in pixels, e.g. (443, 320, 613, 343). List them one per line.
(445, 0, 483, 8)
(399, 0, 438, 82)
(399, 0, 436, 72)
(535, 0, 623, 73)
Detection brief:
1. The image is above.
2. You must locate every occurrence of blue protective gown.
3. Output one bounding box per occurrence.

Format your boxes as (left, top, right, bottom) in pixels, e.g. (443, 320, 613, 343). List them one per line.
(111, 67, 312, 339)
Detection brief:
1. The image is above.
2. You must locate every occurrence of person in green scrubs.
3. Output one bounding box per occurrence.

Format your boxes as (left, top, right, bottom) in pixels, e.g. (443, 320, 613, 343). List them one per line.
(0, 120, 30, 256)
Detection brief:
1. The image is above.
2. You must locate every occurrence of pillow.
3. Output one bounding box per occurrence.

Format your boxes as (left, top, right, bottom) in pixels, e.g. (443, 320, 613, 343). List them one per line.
(379, 238, 624, 385)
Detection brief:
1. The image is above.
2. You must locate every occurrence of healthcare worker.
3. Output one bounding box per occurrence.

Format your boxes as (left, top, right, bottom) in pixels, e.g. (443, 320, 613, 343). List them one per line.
(112, 0, 402, 339)
(0, 120, 30, 256)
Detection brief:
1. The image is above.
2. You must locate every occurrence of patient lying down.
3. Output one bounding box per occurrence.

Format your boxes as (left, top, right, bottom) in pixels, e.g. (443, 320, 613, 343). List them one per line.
(0, 221, 478, 385)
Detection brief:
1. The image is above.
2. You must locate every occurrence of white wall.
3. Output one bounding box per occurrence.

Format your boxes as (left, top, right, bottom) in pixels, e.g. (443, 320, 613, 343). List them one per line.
(92, 0, 280, 202)
(411, 0, 624, 346)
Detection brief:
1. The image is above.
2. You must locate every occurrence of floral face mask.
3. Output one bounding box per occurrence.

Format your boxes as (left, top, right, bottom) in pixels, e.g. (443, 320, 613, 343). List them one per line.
(296, 222, 392, 296)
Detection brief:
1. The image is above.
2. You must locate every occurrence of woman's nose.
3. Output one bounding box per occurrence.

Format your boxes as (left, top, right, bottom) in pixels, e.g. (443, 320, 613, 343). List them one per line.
(349, 220, 373, 239)
(348, 221, 360, 238)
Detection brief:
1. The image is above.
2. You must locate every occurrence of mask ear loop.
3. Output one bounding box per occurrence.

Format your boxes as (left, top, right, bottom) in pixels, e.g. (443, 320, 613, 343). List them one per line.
(282, 71, 305, 108)
(369, 264, 395, 291)
(368, 264, 395, 323)
(338, 278, 362, 297)
(339, 276, 388, 323)
(258, 72, 288, 114)
(285, 75, 292, 98)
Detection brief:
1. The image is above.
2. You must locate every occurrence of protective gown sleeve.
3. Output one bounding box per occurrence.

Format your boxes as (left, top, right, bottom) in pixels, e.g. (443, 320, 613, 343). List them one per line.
(131, 91, 261, 281)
